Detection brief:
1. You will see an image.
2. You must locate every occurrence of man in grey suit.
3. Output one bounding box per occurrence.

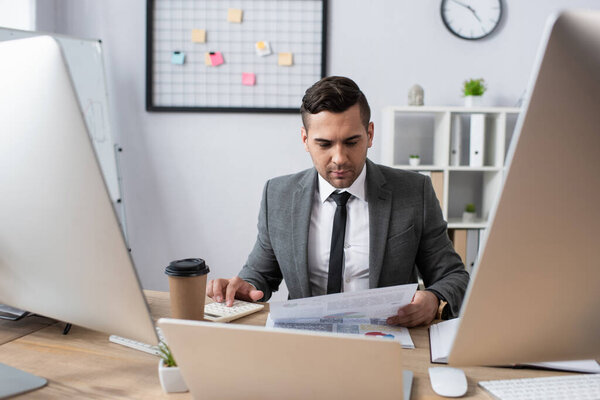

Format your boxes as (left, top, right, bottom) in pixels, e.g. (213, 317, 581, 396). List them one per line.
(207, 76, 469, 326)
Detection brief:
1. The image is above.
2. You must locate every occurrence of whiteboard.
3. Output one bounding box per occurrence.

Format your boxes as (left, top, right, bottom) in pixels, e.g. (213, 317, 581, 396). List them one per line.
(0, 28, 127, 239)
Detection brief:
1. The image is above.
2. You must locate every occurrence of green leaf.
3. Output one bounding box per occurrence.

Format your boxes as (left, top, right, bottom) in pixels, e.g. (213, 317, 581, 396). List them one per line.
(158, 341, 177, 367)
(462, 79, 487, 97)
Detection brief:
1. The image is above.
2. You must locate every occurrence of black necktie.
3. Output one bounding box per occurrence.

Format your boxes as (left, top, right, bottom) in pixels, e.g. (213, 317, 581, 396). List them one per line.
(327, 191, 352, 294)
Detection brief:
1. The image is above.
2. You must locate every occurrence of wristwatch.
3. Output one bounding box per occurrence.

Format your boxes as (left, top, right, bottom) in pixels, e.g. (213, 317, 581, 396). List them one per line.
(436, 299, 449, 320)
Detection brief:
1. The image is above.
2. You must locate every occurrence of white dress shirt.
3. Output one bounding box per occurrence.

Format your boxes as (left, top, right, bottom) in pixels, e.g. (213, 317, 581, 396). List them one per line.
(307, 165, 370, 296)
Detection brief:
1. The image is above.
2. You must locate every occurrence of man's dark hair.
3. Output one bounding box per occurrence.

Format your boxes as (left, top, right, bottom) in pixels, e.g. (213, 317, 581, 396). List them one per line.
(300, 76, 371, 131)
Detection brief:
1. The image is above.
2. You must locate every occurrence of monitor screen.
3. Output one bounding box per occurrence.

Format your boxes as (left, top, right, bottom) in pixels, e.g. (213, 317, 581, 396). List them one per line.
(0, 36, 156, 345)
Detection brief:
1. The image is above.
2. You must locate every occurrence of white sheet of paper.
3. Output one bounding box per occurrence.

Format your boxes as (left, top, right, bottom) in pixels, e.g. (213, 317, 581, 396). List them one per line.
(523, 360, 600, 373)
(269, 284, 418, 320)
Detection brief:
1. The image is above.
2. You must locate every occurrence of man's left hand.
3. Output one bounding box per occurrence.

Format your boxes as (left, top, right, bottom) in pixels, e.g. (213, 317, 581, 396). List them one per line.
(386, 291, 439, 327)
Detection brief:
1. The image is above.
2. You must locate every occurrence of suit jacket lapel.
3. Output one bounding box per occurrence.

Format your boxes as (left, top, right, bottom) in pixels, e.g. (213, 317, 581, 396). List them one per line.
(366, 159, 392, 288)
(291, 169, 316, 298)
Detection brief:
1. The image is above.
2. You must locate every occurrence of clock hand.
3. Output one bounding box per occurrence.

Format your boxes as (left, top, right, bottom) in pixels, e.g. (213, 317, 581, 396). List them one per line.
(449, 0, 471, 9)
(449, 0, 482, 23)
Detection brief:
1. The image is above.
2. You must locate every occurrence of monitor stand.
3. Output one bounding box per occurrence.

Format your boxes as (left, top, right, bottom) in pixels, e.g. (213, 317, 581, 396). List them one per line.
(0, 363, 47, 398)
(0, 305, 28, 321)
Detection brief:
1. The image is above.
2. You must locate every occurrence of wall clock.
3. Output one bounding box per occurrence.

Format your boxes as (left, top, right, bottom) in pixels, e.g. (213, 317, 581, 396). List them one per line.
(441, 0, 503, 40)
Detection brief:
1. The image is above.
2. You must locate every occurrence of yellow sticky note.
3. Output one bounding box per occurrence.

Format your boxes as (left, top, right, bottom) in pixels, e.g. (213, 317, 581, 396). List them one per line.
(227, 8, 243, 23)
(278, 52, 293, 66)
(205, 53, 212, 66)
(191, 29, 206, 43)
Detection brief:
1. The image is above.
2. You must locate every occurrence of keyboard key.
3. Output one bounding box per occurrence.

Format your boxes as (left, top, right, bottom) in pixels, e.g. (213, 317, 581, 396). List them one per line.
(203, 300, 264, 323)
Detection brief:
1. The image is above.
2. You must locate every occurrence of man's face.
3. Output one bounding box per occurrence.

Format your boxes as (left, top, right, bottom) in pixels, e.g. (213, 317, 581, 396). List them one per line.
(301, 104, 374, 188)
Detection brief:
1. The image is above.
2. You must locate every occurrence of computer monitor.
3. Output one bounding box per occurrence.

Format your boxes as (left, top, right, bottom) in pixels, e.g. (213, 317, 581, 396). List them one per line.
(0, 36, 156, 345)
(449, 10, 600, 366)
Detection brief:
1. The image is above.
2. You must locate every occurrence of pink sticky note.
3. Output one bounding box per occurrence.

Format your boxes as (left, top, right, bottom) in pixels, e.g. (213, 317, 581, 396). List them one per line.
(242, 73, 256, 86)
(209, 52, 224, 66)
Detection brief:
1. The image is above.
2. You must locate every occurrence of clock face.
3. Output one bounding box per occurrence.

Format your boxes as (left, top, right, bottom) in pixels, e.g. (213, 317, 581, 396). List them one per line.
(441, 0, 503, 40)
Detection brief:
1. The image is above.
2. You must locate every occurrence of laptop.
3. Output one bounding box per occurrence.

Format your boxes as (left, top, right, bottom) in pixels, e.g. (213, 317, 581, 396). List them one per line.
(158, 318, 412, 400)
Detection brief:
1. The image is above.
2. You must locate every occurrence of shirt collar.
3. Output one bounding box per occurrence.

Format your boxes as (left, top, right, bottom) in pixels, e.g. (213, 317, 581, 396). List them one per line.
(317, 163, 367, 204)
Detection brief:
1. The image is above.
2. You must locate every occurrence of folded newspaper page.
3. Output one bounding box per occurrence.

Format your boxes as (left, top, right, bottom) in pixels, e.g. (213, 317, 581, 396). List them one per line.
(269, 283, 418, 320)
(265, 314, 415, 349)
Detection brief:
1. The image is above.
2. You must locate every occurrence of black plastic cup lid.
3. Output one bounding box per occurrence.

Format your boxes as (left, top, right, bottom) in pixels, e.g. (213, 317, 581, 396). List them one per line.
(165, 258, 210, 277)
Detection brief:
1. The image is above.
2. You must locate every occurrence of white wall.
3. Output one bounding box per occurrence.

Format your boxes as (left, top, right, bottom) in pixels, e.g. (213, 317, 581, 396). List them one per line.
(35, 0, 600, 301)
(0, 0, 35, 29)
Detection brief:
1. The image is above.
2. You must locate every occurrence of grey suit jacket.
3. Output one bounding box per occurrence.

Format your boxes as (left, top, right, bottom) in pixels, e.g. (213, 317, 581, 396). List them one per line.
(239, 159, 469, 317)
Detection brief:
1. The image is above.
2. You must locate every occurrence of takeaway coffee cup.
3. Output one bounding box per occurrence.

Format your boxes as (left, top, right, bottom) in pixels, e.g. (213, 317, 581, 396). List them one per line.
(165, 258, 210, 320)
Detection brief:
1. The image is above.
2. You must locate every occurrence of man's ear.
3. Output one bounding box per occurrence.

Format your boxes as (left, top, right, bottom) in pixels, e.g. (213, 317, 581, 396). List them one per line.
(301, 127, 309, 152)
(367, 122, 374, 148)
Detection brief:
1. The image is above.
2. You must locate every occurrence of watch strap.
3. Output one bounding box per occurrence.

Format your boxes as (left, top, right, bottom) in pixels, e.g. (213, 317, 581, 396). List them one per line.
(436, 299, 449, 320)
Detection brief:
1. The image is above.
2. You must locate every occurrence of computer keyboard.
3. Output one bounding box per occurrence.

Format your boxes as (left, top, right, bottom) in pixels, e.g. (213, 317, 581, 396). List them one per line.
(479, 373, 600, 400)
(203, 300, 264, 323)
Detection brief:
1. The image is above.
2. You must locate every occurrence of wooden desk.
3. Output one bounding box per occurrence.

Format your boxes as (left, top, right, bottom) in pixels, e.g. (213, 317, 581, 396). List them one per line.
(0, 314, 55, 345)
(0, 291, 573, 399)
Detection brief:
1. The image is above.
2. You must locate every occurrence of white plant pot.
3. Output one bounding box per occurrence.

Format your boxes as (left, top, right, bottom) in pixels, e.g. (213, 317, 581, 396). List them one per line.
(462, 211, 477, 222)
(158, 360, 188, 393)
(464, 95, 483, 107)
(408, 158, 420, 166)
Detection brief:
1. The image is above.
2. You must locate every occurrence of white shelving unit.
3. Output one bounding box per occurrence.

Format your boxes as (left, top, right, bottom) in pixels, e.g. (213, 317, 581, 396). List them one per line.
(381, 106, 520, 229)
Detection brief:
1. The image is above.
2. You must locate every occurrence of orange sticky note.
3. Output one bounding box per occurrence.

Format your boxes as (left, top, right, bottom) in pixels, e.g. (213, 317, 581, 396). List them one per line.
(191, 29, 206, 43)
(278, 52, 293, 66)
(255, 41, 271, 57)
(204, 53, 212, 66)
(227, 8, 243, 23)
(242, 73, 256, 86)
(209, 52, 224, 66)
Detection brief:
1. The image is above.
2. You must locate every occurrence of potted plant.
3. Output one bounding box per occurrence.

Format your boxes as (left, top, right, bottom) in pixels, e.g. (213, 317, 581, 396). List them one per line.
(462, 203, 477, 222)
(462, 78, 486, 107)
(158, 342, 188, 393)
(408, 154, 421, 166)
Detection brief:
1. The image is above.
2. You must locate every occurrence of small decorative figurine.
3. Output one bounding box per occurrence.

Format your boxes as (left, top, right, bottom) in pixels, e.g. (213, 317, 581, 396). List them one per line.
(408, 84, 424, 106)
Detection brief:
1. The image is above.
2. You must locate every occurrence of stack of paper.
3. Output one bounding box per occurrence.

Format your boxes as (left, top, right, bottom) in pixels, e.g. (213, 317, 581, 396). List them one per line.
(428, 318, 600, 372)
(429, 318, 461, 363)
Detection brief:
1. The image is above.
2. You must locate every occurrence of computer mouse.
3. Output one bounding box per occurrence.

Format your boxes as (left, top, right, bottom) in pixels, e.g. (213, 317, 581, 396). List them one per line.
(428, 367, 468, 397)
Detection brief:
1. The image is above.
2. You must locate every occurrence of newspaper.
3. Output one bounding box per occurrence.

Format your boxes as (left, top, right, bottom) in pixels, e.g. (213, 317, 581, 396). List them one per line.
(265, 284, 418, 349)
(265, 314, 415, 349)
(269, 283, 418, 320)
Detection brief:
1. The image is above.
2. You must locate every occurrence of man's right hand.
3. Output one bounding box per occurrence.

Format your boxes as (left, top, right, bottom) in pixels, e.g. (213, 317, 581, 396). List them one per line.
(206, 276, 264, 306)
